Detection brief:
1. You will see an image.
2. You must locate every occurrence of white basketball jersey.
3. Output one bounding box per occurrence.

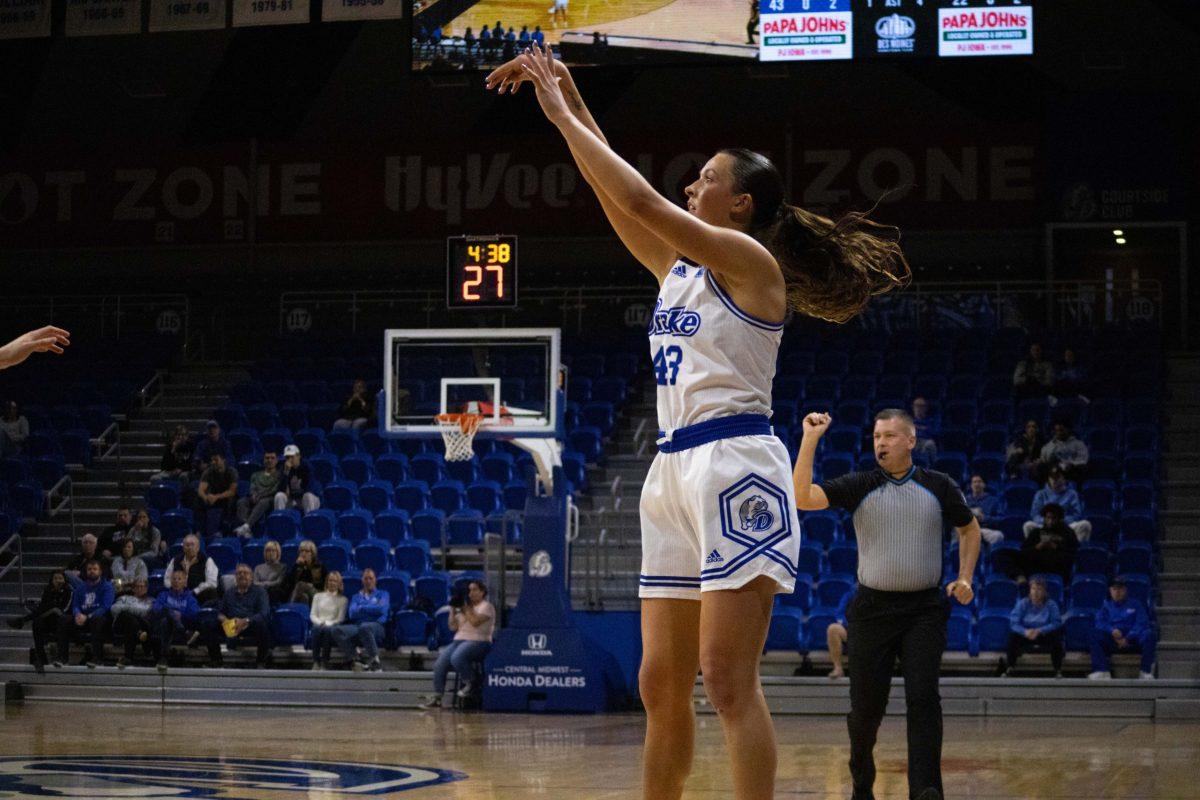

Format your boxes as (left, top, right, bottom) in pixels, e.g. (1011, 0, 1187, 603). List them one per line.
(648, 257, 783, 432)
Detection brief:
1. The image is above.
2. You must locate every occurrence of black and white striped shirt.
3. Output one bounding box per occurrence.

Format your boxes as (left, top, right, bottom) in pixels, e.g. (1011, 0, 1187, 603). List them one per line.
(821, 466, 973, 592)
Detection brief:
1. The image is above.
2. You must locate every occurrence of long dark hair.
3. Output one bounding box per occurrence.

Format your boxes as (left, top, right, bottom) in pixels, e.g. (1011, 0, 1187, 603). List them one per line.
(719, 148, 911, 324)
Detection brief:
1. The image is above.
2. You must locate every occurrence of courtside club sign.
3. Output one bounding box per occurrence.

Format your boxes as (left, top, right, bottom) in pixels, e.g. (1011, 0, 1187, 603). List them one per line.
(938, 8, 1033, 57)
(759, 0, 853, 62)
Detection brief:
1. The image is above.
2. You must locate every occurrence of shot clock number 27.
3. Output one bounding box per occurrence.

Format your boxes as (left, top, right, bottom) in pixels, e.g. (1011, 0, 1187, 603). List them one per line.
(446, 235, 518, 309)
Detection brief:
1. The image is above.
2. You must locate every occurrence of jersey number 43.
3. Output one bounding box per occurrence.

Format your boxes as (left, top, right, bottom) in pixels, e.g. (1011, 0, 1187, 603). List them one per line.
(653, 345, 683, 386)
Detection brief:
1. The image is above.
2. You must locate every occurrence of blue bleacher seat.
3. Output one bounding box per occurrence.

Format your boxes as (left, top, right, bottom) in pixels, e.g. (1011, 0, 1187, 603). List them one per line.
(415, 573, 450, 608)
(358, 480, 394, 516)
(296, 427, 328, 457)
(765, 607, 804, 651)
(215, 404, 249, 432)
(411, 509, 446, 549)
(337, 509, 374, 544)
(1119, 511, 1156, 544)
(1081, 480, 1117, 516)
(353, 539, 392, 574)
(373, 510, 410, 547)
(359, 429, 391, 459)
(300, 509, 337, 543)
(1116, 542, 1154, 576)
(408, 453, 443, 485)
(393, 610, 431, 646)
(322, 480, 358, 514)
(430, 480, 466, 515)
(975, 612, 1010, 651)
(1123, 425, 1158, 453)
(834, 401, 869, 429)
(248, 403, 281, 432)
(339, 453, 374, 487)
(970, 453, 1005, 485)
(265, 509, 301, 542)
(827, 542, 858, 575)
(1064, 612, 1095, 651)
(1074, 545, 1111, 577)
(447, 510, 485, 546)
(979, 400, 1013, 427)
(466, 480, 502, 515)
(206, 540, 241, 575)
(804, 609, 838, 650)
(1120, 481, 1155, 514)
(270, 603, 311, 646)
(816, 574, 855, 608)
(481, 452, 514, 484)
(568, 427, 604, 464)
(444, 457, 478, 485)
(798, 543, 823, 577)
(393, 540, 431, 577)
(974, 425, 1009, 454)
(802, 511, 839, 550)
(307, 453, 339, 486)
(374, 453, 408, 486)
(821, 454, 854, 482)
(502, 481, 529, 512)
(280, 405, 309, 432)
(943, 400, 977, 428)
(825, 425, 862, 455)
(983, 575, 1018, 610)
(934, 452, 968, 485)
(777, 576, 813, 611)
(159, 510, 193, 544)
(876, 374, 911, 401)
(318, 540, 352, 573)
(242, 538, 268, 570)
(1088, 426, 1120, 455)
(947, 613, 971, 651)
(1069, 576, 1108, 611)
(146, 483, 181, 513)
(1001, 482, 1037, 517)
(1123, 451, 1157, 483)
(394, 480, 430, 515)
(376, 570, 411, 611)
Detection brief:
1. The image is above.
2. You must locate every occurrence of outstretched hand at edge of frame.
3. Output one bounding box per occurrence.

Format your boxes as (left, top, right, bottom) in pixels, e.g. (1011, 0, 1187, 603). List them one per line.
(0, 326, 71, 371)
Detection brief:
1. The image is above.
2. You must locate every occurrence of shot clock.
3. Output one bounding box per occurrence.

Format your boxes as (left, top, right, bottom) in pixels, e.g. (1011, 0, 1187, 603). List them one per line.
(446, 235, 518, 309)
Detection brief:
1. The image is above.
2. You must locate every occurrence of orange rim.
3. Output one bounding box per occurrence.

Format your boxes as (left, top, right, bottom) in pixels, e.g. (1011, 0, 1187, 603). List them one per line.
(435, 412, 484, 435)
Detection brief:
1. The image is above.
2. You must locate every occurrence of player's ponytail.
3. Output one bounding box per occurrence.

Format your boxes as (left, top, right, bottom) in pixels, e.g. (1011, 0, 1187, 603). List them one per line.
(719, 148, 912, 324)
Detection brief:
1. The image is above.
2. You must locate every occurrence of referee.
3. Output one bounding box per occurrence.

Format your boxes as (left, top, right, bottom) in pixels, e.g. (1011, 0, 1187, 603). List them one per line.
(793, 409, 980, 800)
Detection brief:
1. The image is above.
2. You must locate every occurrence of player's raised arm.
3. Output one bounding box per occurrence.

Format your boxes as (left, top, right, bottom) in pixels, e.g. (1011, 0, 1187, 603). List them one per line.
(487, 51, 677, 281)
(512, 44, 776, 286)
(0, 326, 71, 370)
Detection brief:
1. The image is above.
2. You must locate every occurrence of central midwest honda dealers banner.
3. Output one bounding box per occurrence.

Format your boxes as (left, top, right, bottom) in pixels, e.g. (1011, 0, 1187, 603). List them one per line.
(0, 132, 1042, 248)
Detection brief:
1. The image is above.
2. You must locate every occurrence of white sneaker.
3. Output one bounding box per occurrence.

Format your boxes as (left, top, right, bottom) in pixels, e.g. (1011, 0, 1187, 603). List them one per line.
(1087, 671, 1112, 680)
(1139, 671, 1155, 680)
(235, 524, 251, 537)
(456, 681, 473, 698)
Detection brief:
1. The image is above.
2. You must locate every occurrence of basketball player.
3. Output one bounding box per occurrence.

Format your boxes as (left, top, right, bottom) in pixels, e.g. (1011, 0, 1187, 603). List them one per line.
(548, 0, 568, 27)
(0, 326, 71, 371)
(488, 45, 909, 800)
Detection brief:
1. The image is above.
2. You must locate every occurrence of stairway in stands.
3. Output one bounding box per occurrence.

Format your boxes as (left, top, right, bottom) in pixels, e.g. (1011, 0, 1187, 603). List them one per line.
(0, 364, 244, 665)
(574, 376, 656, 610)
(1157, 353, 1200, 679)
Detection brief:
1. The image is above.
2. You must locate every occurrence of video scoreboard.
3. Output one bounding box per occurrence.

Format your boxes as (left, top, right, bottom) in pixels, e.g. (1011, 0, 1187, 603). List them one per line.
(759, 0, 1035, 62)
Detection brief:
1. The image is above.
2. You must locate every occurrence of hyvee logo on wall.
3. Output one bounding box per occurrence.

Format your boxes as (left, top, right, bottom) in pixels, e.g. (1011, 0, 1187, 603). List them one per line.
(0, 756, 465, 797)
(875, 14, 915, 53)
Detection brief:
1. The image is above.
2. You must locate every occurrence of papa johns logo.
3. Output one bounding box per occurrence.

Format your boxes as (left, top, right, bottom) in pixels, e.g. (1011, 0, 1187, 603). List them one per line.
(738, 495, 775, 532)
(528, 550, 553, 578)
(0, 756, 465, 798)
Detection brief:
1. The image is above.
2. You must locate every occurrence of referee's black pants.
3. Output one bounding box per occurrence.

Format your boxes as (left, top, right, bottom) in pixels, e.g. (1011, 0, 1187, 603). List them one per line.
(846, 585, 950, 800)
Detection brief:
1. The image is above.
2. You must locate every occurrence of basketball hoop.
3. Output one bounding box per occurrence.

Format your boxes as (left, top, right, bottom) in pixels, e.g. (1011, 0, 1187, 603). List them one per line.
(435, 413, 484, 461)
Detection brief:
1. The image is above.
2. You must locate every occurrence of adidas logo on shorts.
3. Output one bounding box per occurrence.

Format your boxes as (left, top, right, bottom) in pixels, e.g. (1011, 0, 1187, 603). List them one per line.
(705, 549, 724, 564)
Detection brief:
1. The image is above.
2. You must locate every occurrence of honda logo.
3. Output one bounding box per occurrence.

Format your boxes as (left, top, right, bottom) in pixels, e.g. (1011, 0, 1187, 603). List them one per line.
(527, 633, 547, 650)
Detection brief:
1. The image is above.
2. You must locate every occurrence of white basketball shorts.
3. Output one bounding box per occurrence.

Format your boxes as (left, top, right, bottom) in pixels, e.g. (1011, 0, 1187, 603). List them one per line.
(638, 433, 801, 600)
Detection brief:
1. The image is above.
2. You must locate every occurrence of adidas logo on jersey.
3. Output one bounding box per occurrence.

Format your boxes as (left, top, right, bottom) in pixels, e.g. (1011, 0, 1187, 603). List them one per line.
(705, 549, 724, 564)
(671, 264, 688, 278)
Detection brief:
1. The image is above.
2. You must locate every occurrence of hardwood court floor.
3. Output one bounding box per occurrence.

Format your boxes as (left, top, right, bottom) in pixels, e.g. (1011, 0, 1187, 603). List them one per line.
(3, 704, 1198, 798)
(444, 0, 750, 47)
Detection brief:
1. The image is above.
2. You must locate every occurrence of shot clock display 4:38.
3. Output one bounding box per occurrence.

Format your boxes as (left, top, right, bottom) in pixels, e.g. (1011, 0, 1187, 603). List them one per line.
(446, 235, 518, 309)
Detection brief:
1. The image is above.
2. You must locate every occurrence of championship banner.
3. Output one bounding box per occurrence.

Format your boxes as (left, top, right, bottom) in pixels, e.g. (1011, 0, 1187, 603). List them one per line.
(64, 0, 142, 36)
(0, 0, 51, 40)
(321, 0, 402, 22)
(938, 7, 1033, 58)
(148, 0, 226, 31)
(232, 0, 308, 27)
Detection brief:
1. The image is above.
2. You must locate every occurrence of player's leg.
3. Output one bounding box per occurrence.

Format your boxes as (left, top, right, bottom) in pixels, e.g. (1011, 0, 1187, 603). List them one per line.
(639, 598, 701, 800)
(699, 576, 778, 800)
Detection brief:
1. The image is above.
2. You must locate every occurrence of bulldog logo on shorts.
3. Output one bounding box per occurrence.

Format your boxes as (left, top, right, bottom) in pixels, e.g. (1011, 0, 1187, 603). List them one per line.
(738, 495, 774, 532)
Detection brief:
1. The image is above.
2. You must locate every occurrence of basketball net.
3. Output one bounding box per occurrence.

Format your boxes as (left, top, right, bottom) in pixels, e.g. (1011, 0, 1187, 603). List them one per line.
(435, 413, 484, 461)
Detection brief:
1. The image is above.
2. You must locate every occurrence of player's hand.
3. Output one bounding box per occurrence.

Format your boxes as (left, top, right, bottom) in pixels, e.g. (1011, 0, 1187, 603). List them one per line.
(0, 326, 70, 370)
(486, 46, 566, 95)
(946, 578, 974, 605)
(801, 412, 832, 439)
(518, 42, 572, 127)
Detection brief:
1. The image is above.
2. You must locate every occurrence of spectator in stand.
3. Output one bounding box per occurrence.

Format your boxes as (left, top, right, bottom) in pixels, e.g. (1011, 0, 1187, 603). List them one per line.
(119, 508, 164, 569)
(826, 587, 855, 680)
(275, 445, 320, 514)
(1005, 419, 1045, 481)
(1014, 503, 1078, 583)
(502, 29, 517, 61)
(310, 570, 348, 670)
(0, 400, 30, 456)
(430, 26, 444, 56)
(479, 24, 492, 56)
(194, 452, 238, 537)
(1024, 467, 1092, 541)
(150, 425, 194, 485)
(110, 539, 148, 595)
(910, 396, 939, 461)
(99, 507, 132, 559)
(64, 533, 108, 580)
(963, 474, 1005, 546)
(423, 579, 495, 707)
(1054, 348, 1089, 402)
(52, 559, 113, 669)
(148, 568, 201, 671)
(282, 540, 325, 605)
(234, 451, 281, 538)
(1089, 577, 1156, 680)
(331, 567, 389, 672)
(531, 25, 545, 46)
(192, 421, 234, 477)
(202, 563, 272, 668)
(333, 380, 375, 432)
(163, 534, 220, 605)
(1001, 575, 1064, 677)
(1038, 421, 1089, 483)
(491, 20, 504, 41)
(253, 540, 287, 603)
(518, 24, 530, 44)
(463, 26, 476, 55)
(1013, 342, 1055, 400)
(7, 570, 72, 674)
(109, 576, 155, 669)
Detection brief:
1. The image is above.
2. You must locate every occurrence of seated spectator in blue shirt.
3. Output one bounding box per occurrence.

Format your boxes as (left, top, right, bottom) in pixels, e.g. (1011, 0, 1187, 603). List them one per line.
(531, 26, 545, 46)
(963, 474, 1004, 546)
(910, 396, 939, 461)
(479, 25, 492, 52)
(1089, 577, 1156, 680)
(52, 559, 113, 668)
(332, 568, 390, 672)
(1002, 576, 1064, 677)
(826, 588, 855, 679)
(1023, 467, 1092, 542)
(149, 568, 201, 671)
(518, 24, 530, 43)
(202, 564, 272, 668)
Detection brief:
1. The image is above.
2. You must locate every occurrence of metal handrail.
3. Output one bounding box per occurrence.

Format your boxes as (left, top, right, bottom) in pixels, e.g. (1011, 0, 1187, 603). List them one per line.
(45, 475, 76, 541)
(0, 534, 26, 609)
